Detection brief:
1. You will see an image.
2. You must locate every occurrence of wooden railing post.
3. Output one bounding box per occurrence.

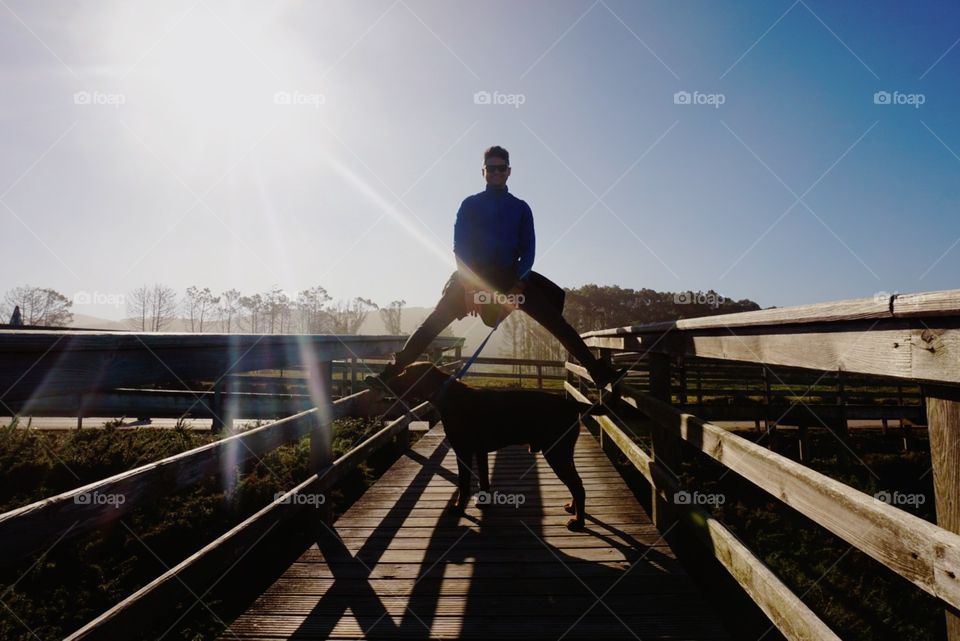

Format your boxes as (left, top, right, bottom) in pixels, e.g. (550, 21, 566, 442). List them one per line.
(695, 363, 703, 407)
(898, 383, 911, 451)
(677, 356, 687, 410)
(211, 378, 225, 433)
(566, 350, 581, 395)
(648, 352, 681, 532)
(925, 384, 960, 640)
(597, 348, 614, 455)
(762, 367, 772, 435)
(310, 359, 334, 527)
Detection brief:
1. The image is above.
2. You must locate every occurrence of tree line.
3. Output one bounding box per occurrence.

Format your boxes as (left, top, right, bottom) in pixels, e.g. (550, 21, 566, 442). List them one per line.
(2, 283, 761, 354)
(499, 284, 762, 362)
(1, 284, 406, 335)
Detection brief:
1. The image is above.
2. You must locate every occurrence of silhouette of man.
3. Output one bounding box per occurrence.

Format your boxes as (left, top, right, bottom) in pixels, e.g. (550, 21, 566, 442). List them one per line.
(368, 145, 621, 395)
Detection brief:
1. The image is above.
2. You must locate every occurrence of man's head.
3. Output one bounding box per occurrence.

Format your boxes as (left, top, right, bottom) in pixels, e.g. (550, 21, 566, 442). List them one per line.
(482, 145, 511, 188)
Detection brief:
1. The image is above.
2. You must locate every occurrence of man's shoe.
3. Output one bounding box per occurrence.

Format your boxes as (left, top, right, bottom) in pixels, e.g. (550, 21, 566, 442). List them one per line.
(591, 365, 629, 399)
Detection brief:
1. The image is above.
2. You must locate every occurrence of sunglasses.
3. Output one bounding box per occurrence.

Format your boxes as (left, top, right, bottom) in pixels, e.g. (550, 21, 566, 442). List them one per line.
(484, 164, 510, 173)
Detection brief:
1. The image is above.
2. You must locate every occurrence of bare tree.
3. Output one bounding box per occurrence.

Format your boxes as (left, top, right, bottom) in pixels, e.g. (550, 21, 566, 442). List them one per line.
(127, 284, 177, 331)
(295, 286, 331, 334)
(501, 310, 523, 361)
(183, 286, 219, 332)
(1, 285, 73, 327)
(499, 311, 564, 365)
(328, 297, 377, 334)
(217, 288, 241, 333)
(128, 285, 150, 331)
(238, 294, 266, 333)
(264, 286, 292, 334)
(379, 299, 406, 335)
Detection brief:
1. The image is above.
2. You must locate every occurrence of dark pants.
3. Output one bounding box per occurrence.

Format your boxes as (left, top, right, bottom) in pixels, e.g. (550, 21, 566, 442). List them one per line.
(393, 270, 606, 377)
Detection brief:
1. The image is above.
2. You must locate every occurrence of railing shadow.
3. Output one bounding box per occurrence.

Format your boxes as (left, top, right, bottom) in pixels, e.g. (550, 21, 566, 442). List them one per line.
(291, 436, 454, 639)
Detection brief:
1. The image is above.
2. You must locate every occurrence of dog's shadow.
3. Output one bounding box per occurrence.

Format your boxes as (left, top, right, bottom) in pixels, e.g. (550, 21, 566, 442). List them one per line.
(422, 445, 683, 637)
(297, 440, 680, 638)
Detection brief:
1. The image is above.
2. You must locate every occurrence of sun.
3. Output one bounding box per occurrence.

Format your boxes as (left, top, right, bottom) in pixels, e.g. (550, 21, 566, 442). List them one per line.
(96, 2, 322, 144)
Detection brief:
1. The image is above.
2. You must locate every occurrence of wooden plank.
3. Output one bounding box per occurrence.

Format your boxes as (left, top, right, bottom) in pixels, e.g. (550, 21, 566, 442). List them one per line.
(582, 309, 960, 389)
(217, 424, 729, 640)
(611, 380, 960, 611)
(566, 382, 843, 641)
(686, 508, 841, 641)
(894, 290, 960, 318)
(6, 388, 323, 420)
(309, 359, 334, 525)
(222, 614, 730, 639)
(261, 575, 703, 596)
(585, 324, 960, 387)
(927, 386, 960, 640)
(64, 474, 323, 640)
(581, 288, 960, 335)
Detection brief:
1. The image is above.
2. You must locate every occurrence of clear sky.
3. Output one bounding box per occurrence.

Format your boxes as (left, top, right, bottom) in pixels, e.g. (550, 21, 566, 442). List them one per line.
(2, 0, 958, 321)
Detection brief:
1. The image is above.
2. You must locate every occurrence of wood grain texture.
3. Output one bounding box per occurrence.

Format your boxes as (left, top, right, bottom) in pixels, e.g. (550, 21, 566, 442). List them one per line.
(218, 425, 730, 640)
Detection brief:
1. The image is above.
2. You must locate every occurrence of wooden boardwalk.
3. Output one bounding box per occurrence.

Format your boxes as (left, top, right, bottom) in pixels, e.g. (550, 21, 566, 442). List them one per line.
(220, 425, 730, 640)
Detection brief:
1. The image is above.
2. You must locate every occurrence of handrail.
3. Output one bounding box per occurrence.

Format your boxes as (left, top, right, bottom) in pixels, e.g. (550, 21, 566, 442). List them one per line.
(581, 287, 960, 386)
(64, 400, 435, 640)
(0, 332, 464, 402)
(0, 389, 373, 565)
(571, 363, 960, 609)
(568, 288, 960, 640)
(565, 381, 841, 641)
(581, 288, 960, 336)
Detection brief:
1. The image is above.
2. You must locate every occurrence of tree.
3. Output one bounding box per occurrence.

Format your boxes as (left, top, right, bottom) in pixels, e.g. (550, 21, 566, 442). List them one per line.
(328, 297, 377, 335)
(217, 288, 241, 333)
(183, 286, 219, 333)
(127, 284, 177, 331)
(564, 284, 761, 331)
(264, 286, 292, 334)
(238, 294, 266, 333)
(379, 299, 406, 335)
(1, 286, 73, 327)
(295, 286, 331, 334)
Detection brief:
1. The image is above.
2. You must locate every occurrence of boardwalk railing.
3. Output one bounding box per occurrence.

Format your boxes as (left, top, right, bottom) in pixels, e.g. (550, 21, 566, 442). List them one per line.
(567, 287, 960, 640)
(0, 331, 462, 429)
(0, 334, 454, 639)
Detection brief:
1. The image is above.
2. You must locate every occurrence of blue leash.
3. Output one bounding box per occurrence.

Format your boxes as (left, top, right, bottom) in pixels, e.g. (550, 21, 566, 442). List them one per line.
(435, 317, 502, 399)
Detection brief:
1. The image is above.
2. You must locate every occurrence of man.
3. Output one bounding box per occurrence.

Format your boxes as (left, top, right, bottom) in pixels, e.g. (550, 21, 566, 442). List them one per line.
(367, 145, 622, 395)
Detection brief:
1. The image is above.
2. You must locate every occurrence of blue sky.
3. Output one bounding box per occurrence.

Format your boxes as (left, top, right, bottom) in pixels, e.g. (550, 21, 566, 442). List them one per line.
(1, 0, 958, 321)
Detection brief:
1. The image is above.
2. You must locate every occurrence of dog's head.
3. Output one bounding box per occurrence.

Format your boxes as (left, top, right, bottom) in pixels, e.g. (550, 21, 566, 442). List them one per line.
(383, 361, 454, 403)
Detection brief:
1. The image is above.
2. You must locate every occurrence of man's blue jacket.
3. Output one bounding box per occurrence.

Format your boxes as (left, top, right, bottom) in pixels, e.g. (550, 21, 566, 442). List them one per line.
(453, 184, 535, 292)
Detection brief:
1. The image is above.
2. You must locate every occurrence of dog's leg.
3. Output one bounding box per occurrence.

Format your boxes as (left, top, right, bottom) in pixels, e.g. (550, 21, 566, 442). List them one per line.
(544, 434, 586, 531)
(476, 451, 490, 493)
(556, 461, 586, 531)
(453, 451, 473, 511)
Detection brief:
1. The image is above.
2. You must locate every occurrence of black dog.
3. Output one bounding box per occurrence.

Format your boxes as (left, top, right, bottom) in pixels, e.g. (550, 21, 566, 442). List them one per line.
(381, 362, 612, 531)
